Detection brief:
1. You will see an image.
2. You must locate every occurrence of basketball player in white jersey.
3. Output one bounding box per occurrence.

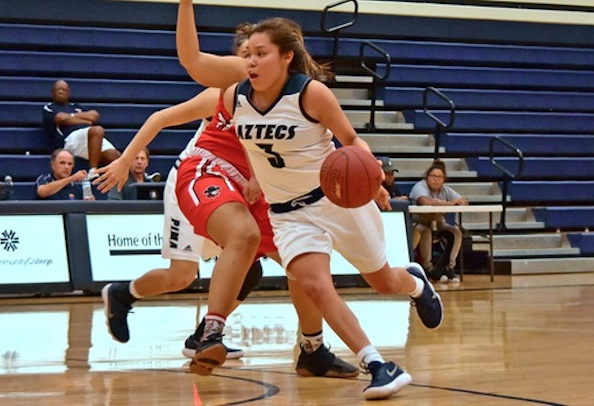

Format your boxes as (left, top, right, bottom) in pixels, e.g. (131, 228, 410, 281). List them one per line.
(95, 20, 358, 379)
(176, 1, 443, 400)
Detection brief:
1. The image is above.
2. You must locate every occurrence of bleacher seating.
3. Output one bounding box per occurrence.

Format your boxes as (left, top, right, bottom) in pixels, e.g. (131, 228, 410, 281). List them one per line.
(0, 76, 203, 104)
(444, 134, 594, 157)
(0, 128, 194, 155)
(507, 181, 594, 204)
(0, 154, 176, 182)
(0, 101, 199, 128)
(384, 87, 594, 112)
(410, 110, 594, 134)
(533, 207, 594, 229)
(568, 233, 594, 255)
(0, 0, 592, 253)
(466, 157, 594, 180)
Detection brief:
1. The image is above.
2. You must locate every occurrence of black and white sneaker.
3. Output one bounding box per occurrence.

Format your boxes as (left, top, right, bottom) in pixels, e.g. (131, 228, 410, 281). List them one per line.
(295, 344, 359, 378)
(182, 334, 244, 360)
(189, 333, 227, 376)
(362, 361, 412, 400)
(407, 262, 444, 329)
(101, 283, 133, 343)
(444, 266, 460, 283)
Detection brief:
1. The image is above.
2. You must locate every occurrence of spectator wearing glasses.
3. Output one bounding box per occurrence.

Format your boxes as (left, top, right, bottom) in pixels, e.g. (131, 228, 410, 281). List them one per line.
(410, 160, 468, 282)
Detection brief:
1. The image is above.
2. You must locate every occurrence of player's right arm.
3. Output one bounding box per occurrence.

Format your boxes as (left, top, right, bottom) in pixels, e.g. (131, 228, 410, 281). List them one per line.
(95, 87, 220, 192)
(177, 0, 247, 89)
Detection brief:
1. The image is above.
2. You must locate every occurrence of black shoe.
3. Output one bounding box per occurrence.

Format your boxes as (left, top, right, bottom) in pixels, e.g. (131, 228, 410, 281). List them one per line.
(295, 344, 359, 379)
(427, 267, 444, 282)
(189, 333, 227, 376)
(363, 361, 412, 400)
(182, 334, 244, 359)
(444, 266, 460, 283)
(407, 262, 444, 329)
(101, 283, 133, 343)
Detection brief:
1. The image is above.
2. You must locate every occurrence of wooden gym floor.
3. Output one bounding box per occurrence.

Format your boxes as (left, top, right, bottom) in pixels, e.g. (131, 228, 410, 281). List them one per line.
(1, 273, 593, 405)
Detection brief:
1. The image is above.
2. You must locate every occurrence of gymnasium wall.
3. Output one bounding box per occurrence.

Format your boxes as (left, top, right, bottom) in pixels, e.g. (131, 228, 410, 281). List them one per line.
(1, 0, 594, 46)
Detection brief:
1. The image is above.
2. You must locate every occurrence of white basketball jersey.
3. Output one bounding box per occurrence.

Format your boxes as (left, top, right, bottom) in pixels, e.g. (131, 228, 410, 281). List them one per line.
(233, 74, 335, 204)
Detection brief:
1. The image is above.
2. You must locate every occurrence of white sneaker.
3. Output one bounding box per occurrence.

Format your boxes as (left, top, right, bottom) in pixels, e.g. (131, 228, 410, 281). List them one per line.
(87, 168, 99, 181)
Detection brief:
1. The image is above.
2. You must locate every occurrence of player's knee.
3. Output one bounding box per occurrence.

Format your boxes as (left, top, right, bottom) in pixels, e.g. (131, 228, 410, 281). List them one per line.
(229, 225, 260, 251)
(237, 260, 262, 301)
(298, 276, 328, 303)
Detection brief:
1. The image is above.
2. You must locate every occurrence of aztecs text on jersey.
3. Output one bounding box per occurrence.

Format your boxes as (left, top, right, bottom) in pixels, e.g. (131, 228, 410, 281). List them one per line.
(234, 74, 335, 204)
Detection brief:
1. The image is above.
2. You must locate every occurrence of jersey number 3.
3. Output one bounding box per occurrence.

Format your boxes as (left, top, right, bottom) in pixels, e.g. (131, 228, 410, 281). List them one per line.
(256, 143, 286, 168)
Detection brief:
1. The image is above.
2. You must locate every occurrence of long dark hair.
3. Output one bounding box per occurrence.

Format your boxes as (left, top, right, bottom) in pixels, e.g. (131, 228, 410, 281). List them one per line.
(250, 17, 334, 82)
(425, 159, 447, 180)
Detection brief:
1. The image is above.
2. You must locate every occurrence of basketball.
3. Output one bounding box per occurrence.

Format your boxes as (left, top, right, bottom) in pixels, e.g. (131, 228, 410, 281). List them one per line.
(320, 146, 383, 208)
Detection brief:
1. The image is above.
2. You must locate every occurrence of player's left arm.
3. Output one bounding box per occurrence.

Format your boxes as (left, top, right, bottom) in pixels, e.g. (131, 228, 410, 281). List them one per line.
(303, 81, 390, 209)
(303, 81, 365, 149)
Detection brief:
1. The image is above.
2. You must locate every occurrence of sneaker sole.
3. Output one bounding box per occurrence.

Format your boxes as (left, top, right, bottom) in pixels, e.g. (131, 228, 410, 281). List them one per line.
(363, 371, 413, 400)
(182, 347, 244, 360)
(101, 283, 128, 344)
(296, 366, 359, 379)
(190, 343, 227, 376)
(408, 262, 444, 329)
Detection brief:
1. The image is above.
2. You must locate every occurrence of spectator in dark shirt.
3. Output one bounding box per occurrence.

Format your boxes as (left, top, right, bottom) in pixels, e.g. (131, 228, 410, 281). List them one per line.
(108, 147, 159, 200)
(42, 80, 121, 179)
(36, 148, 92, 200)
(378, 156, 407, 199)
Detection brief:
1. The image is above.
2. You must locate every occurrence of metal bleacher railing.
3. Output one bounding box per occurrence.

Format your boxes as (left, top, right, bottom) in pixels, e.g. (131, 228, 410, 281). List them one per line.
(489, 136, 524, 231)
(422, 86, 456, 160)
(321, 0, 392, 132)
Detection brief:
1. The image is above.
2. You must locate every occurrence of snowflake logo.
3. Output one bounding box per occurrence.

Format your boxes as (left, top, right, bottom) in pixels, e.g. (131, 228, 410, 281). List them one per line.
(1, 230, 19, 251)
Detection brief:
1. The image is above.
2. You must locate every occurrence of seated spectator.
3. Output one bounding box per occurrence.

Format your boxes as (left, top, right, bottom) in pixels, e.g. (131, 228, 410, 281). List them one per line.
(36, 148, 93, 200)
(377, 156, 407, 200)
(42, 80, 121, 179)
(108, 147, 160, 200)
(409, 160, 468, 283)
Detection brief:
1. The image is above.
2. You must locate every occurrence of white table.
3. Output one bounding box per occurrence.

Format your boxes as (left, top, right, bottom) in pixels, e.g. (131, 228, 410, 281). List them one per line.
(408, 204, 503, 281)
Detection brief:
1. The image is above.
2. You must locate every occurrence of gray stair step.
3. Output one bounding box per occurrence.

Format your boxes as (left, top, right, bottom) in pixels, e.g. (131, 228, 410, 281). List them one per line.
(346, 111, 411, 131)
(465, 194, 507, 203)
(509, 257, 594, 274)
(494, 247, 580, 257)
(461, 207, 533, 223)
(340, 98, 385, 107)
(447, 182, 498, 195)
(464, 221, 545, 231)
(332, 88, 369, 100)
(352, 121, 414, 131)
(393, 158, 469, 172)
(397, 170, 477, 178)
(359, 133, 431, 147)
(335, 75, 373, 84)
(491, 233, 567, 250)
(359, 133, 442, 154)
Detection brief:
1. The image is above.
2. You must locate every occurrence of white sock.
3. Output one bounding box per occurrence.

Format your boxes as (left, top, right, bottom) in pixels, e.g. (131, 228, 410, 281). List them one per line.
(129, 280, 143, 299)
(407, 276, 425, 298)
(357, 344, 384, 365)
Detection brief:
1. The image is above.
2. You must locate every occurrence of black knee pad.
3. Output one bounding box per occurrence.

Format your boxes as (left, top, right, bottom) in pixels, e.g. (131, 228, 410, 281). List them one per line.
(237, 260, 263, 301)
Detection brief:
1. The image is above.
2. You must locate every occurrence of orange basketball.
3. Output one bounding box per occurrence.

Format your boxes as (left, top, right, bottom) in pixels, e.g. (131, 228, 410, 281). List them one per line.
(320, 146, 383, 208)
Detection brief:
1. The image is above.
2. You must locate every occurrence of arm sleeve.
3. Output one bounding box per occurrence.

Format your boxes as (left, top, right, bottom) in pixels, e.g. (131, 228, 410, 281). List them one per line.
(409, 181, 429, 204)
(443, 185, 462, 201)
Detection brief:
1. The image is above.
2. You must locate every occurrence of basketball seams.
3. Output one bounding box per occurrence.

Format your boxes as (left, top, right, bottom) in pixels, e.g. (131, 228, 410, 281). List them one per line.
(320, 146, 381, 208)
